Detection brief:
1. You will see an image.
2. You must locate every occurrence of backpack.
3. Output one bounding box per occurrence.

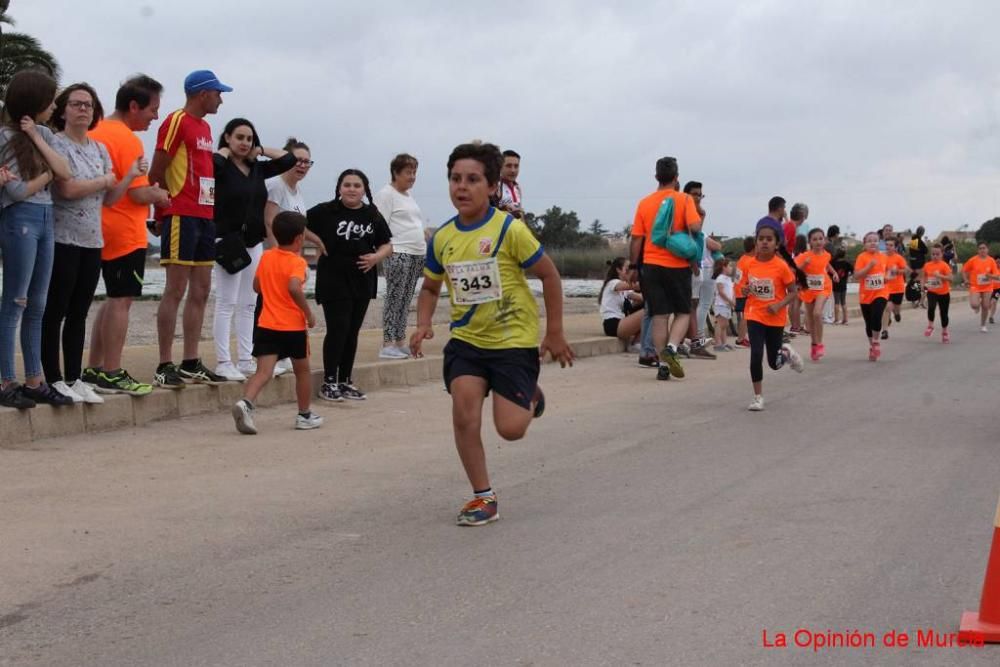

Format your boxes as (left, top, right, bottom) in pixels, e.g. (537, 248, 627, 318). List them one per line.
(650, 194, 702, 261)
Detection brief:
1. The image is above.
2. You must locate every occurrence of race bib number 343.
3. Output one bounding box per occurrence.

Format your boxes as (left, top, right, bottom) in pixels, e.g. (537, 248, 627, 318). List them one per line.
(446, 259, 502, 305)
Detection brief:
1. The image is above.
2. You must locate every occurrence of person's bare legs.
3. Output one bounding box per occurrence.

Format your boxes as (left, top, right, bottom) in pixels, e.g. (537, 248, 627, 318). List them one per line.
(243, 354, 277, 402)
(451, 375, 490, 491)
(157, 264, 191, 364)
(100, 297, 133, 371)
(182, 265, 212, 361)
(492, 391, 533, 442)
(87, 302, 107, 369)
(616, 310, 644, 342)
(291, 357, 312, 413)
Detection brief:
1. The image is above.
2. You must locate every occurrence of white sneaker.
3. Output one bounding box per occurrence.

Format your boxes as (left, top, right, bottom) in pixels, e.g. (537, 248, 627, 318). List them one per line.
(748, 395, 765, 411)
(378, 346, 409, 360)
(781, 343, 804, 373)
(214, 362, 247, 382)
(274, 358, 293, 376)
(295, 412, 324, 430)
(70, 378, 104, 404)
(52, 380, 84, 403)
(981, 326, 989, 333)
(232, 399, 257, 435)
(237, 359, 257, 376)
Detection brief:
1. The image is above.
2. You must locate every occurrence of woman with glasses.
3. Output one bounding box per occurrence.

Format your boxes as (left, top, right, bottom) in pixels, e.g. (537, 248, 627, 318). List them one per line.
(261, 138, 325, 377)
(211, 118, 296, 381)
(41, 83, 145, 403)
(0, 70, 74, 408)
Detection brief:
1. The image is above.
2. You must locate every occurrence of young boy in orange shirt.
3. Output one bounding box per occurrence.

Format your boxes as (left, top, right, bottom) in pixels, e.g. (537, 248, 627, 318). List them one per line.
(232, 212, 322, 434)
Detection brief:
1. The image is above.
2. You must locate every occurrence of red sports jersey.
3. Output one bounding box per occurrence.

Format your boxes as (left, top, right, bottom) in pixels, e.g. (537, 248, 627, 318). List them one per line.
(156, 110, 215, 219)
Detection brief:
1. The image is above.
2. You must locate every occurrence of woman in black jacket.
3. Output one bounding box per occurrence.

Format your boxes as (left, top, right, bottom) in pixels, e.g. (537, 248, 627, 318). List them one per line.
(211, 117, 296, 381)
(307, 169, 392, 402)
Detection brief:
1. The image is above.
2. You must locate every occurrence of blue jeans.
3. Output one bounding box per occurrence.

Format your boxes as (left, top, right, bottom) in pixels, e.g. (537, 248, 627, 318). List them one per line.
(0, 202, 55, 382)
(640, 299, 655, 357)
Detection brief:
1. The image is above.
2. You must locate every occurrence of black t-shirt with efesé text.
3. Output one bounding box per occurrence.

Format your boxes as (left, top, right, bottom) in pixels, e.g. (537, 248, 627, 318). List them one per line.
(306, 200, 392, 302)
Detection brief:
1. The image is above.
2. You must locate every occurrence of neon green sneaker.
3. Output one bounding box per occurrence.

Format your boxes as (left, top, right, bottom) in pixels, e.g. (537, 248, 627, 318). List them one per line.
(95, 369, 153, 396)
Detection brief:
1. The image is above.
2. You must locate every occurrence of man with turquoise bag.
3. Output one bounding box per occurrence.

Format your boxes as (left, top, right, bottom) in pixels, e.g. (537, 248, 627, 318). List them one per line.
(628, 156, 703, 382)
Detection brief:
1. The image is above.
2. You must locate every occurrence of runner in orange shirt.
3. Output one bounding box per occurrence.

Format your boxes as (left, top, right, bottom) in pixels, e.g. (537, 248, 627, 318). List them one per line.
(735, 217, 804, 412)
(880, 237, 908, 340)
(961, 242, 1000, 332)
(794, 228, 838, 361)
(990, 254, 1000, 325)
(853, 232, 890, 361)
(920, 244, 954, 343)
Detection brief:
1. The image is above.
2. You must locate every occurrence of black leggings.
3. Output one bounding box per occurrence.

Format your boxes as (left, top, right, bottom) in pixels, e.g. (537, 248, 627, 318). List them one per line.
(41, 243, 102, 383)
(927, 292, 950, 328)
(859, 298, 887, 340)
(748, 320, 784, 383)
(321, 298, 370, 383)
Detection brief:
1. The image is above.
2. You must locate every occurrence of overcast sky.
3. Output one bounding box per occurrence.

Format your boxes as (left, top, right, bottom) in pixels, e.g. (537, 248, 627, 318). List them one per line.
(12, 0, 1000, 240)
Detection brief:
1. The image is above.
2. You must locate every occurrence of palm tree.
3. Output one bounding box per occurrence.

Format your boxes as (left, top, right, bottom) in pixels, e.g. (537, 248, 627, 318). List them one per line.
(0, 1, 61, 100)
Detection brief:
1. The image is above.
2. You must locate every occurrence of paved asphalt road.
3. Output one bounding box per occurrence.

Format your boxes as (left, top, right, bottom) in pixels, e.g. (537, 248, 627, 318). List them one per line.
(2, 313, 999, 666)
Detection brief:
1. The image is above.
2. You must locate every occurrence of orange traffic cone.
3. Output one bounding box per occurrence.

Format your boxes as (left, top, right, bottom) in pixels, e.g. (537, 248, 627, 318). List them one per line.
(960, 495, 1000, 642)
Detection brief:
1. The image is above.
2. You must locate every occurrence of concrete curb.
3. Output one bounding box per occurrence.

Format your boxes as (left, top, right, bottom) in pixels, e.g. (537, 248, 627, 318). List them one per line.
(0, 296, 966, 446)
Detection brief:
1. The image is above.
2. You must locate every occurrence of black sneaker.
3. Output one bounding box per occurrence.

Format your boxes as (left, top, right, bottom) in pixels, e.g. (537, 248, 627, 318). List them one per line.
(657, 365, 671, 381)
(677, 343, 692, 359)
(339, 382, 367, 400)
(178, 360, 227, 385)
(637, 356, 659, 369)
(154, 363, 185, 390)
(21, 382, 74, 406)
(894, 312, 901, 323)
(0, 382, 36, 409)
(880, 330, 889, 340)
(532, 386, 545, 418)
(318, 381, 343, 402)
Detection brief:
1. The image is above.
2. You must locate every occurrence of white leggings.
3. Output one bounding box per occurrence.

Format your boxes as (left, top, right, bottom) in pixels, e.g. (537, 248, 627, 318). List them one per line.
(212, 243, 263, 365)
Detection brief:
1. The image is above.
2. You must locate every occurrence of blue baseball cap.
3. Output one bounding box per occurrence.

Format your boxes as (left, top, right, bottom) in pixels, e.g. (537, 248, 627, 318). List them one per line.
(183, 70, 233, 94)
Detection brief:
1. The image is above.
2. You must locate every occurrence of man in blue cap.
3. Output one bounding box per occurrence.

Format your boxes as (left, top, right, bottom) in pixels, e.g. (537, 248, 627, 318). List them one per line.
(149, 70, 233, 388)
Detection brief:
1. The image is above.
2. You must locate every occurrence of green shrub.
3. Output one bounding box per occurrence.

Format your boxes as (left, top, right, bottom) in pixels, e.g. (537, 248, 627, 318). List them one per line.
(548, 246, 628, 279)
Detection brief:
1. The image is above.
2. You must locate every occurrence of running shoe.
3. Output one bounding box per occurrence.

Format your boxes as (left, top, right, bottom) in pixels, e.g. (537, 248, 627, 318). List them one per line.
(0, 382, 35, 409)
(735, 338, 750, 348)
(894, 312, 901, 323)
(748, 395, 765, 412)
(869, 343, 881, 362)
(378, 346, 409, 360)
(237, 359, 257, 376)
(214, 362, 247, 382)
(232, 399, 257, 435)
(713, 345, 727, 353)
(880, 330, 889, 340)
(677, 342, 691, 358)
(51, 380, 84, 403)
(724, 344, 736, 351)
(942, 329, 950, 343)
(690, 344, 717, 360)
(273, 358, 293, 376)
(924, 324, 933, 337)
(991, 317, 996, 325)
(659, 348, 685, 379)
(178, 360, 227, 385)
(781, 343, 804, 373)
(70, 378, 105, 404)
(96, 369, 153, 396)
(318, 382, 343, 402)
(456, 494, 498, 526)
(154, 363, 185, 390)
(532, 386, 545, 418)
(295, 412, 324, 430)
(981, 325, 989, 333)
(637, 356, 659, 369)
(22, 382, 74, 406)
(81, 367, 102, 386)
(339, 383, 367, 401)
(656, 366, 671, 381)
(810, 344, 819, 362)
(816, 343, 826, 360)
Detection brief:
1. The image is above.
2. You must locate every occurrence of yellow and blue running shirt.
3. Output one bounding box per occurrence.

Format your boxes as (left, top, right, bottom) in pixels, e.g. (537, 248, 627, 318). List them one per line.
(425, 207, 544, 350)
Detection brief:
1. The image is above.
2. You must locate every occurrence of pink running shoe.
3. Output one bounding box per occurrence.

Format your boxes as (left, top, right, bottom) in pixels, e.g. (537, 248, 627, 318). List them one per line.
(810, 344, 819, 362)
(924, 324, 933, 337)
(817, 343, 826, 359)
(869, 342, 881, 362)
(942, 329, 950, 344)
